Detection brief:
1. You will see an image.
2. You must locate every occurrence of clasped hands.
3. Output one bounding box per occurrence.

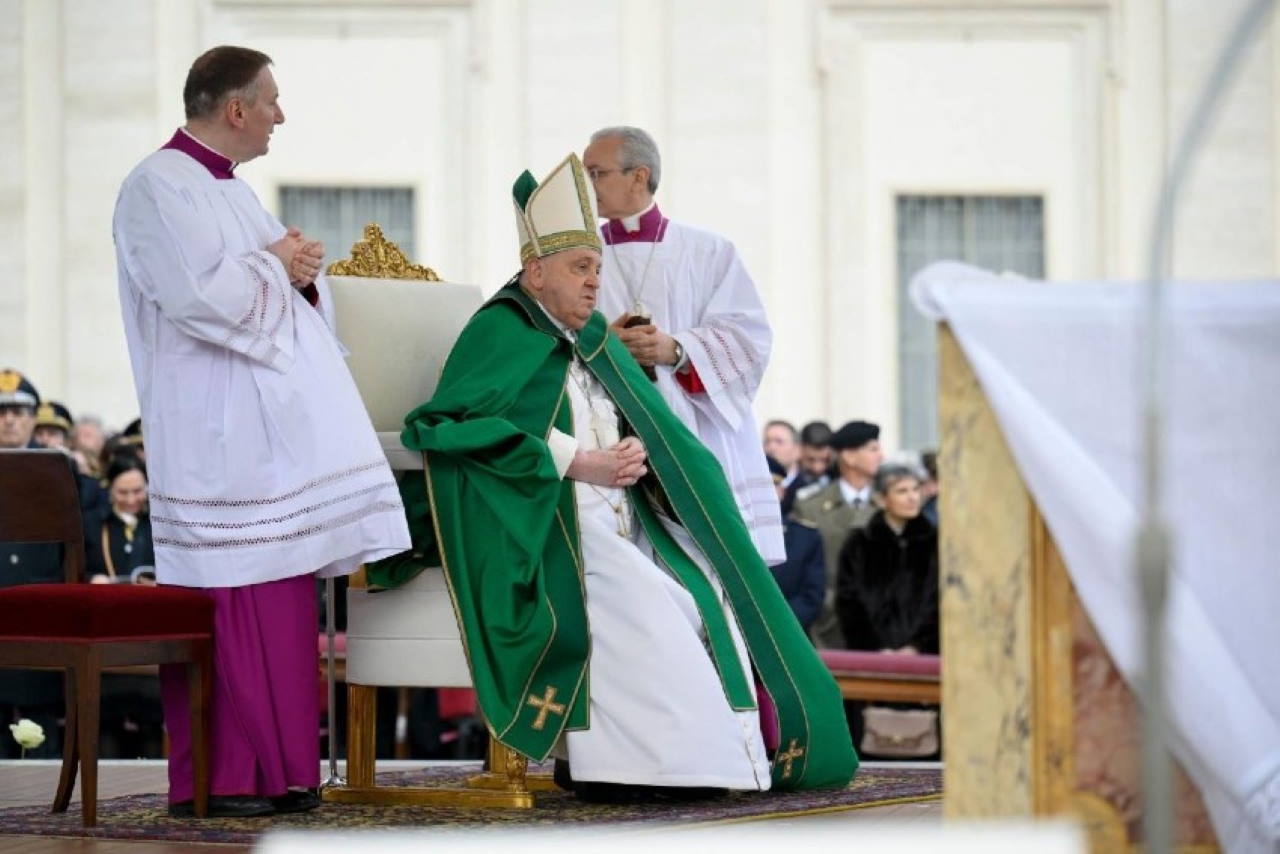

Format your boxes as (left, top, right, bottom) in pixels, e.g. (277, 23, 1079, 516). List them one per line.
(567, 436, 648, 488)
(610, 314, 681, 369)
(267, 226, 325, 289)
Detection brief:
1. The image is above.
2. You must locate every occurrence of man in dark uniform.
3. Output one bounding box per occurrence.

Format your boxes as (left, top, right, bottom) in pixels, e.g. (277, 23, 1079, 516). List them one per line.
(766, 457, 826, 633)
(0, 369, 65, 757)
(792, 420, 884, 648)
(33, 402, 74, 450)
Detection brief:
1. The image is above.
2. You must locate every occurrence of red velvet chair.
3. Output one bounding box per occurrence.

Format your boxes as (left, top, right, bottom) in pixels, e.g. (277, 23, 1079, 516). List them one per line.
(0, 449, 213, 825)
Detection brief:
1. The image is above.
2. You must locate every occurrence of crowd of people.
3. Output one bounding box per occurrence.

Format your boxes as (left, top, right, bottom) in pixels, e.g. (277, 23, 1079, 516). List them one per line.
(0, 368, 163, 758)
(761, 417, 939, 651)
(761, 417, 941, 759)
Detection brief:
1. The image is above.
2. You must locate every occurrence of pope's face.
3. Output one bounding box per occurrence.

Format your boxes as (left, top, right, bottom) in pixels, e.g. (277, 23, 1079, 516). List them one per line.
(235, 67, 284, 161)
(528, 248, 601, 331)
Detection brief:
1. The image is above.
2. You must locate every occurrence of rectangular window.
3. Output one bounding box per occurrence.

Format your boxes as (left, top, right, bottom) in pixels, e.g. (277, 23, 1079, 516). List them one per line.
(278, 186, 415, 265)
(897, 195, 1045, 450)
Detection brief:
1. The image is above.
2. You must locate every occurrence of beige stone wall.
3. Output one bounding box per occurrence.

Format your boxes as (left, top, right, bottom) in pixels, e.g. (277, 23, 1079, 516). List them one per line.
(1, 0, 1276, 431)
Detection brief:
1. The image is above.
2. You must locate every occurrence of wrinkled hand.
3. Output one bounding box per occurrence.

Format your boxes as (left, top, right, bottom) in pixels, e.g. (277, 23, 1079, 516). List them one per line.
(566, 436, 648, 487)
(611, 314, 678, 367)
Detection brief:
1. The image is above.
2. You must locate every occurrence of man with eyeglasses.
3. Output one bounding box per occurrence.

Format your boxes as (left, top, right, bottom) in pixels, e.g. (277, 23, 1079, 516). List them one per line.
(583, 126, 783, 567)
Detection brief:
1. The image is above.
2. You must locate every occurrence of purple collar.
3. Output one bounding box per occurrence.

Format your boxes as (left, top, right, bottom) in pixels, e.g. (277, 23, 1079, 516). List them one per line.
(603, 204, 668, 245)
(161, 128, 236, 179)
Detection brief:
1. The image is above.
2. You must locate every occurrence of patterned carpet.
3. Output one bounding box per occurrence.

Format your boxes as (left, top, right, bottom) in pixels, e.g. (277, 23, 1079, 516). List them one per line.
(0, 764, 941, 845)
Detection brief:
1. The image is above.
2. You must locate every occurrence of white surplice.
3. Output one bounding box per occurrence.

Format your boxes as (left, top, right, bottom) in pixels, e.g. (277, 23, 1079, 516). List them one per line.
(112, 149, 410, 588)
(598, 219, 784, 565)
(542, 320, 770, 789)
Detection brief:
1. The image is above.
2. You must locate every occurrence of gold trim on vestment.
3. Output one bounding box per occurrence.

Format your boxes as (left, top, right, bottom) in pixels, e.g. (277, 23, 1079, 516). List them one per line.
(549, 375, 593, 734)
(419, 454, 496, 741)
(494, 356, 583, 752)
(547, 362, 592, 735)
(526, 685, 567, 731)
(597, 344, 813, 784)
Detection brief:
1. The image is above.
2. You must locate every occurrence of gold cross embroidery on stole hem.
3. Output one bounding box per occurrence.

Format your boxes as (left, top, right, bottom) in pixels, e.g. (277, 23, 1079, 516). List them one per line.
(777, 738, 806, 779)
(527, 685, 567, 731)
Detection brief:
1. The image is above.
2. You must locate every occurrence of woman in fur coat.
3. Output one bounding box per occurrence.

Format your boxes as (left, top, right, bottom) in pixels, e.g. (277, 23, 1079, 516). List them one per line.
(835, 463, 938, 654)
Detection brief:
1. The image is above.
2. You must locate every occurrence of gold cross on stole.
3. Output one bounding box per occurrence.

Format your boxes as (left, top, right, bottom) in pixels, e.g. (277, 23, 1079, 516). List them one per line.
(777, 738, 805, 779)
(526, 685, 566, 731)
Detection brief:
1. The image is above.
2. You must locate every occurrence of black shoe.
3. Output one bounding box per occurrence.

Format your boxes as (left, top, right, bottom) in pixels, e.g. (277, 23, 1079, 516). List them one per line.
(553, 758, 575, 791)
(653, 786, 728, 802)
(168, 795, 275, 818)
(573, 781, 653, 804)
(270, 788, 321, 814)
(574, 781, 729, 805)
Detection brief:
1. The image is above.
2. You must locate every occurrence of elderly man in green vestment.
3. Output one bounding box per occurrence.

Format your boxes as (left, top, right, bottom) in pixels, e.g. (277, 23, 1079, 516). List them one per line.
(369, 153, 856, 800)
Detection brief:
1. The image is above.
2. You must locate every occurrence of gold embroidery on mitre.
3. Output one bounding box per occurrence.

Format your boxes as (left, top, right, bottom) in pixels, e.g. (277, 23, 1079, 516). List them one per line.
(526, 685, 567, 731)
(777, 738, 806, 779)
(519, 229, 603, 265)
(326, 223, 441, 281)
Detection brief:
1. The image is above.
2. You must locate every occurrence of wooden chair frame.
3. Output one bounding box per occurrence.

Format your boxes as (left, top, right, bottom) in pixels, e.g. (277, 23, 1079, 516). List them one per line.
(0, 449, 211, 825)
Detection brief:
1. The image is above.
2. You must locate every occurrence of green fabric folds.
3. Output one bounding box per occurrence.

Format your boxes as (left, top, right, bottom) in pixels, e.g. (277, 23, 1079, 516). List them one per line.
(369, 281, 857, 789)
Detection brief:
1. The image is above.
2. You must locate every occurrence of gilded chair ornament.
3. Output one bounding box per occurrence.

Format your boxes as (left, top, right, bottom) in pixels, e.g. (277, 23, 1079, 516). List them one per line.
(326, 223, 441, 281)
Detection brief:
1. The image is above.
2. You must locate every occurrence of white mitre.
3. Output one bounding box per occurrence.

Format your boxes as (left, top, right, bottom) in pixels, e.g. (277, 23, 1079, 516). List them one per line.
(513, 153, 602, 263)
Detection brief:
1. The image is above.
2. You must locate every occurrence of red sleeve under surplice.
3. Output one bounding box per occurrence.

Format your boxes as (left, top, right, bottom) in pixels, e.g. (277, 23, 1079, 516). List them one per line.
(675, 363, 706, 394)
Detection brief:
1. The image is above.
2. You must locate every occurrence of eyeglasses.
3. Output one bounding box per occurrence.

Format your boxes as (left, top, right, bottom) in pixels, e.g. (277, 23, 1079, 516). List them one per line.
(586, 167, 635, 182)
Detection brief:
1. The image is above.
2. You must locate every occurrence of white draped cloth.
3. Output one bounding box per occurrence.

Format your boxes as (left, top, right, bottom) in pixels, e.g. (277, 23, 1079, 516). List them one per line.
(913, 262, 1280, 854)
(542, 310, 770, 789)
(113, 149, 410, 588)
(598, 218, 784, 565)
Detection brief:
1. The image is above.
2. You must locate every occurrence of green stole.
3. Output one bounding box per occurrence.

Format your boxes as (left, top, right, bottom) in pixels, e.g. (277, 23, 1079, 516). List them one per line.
(368, 282, 857, 790)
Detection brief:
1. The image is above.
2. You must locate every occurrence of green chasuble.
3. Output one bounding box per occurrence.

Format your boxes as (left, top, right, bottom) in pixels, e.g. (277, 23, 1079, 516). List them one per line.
(368, 282, 858, 790)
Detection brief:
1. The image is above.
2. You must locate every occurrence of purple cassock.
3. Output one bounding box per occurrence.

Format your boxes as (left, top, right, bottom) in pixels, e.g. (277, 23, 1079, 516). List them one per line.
(153, 129, 320, 803)
(160, 574, 319, 802)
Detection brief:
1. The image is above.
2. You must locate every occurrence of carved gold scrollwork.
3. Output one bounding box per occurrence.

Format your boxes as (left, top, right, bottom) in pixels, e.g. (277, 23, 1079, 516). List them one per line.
(326, 223, 441, 281)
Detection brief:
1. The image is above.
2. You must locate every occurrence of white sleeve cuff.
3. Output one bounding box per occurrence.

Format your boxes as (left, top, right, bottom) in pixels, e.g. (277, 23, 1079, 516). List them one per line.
(546, 428, 579, 479)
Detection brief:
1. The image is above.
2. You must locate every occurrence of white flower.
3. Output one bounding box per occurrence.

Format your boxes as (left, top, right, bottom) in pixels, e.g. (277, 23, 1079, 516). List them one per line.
(10, 718, 45, 750)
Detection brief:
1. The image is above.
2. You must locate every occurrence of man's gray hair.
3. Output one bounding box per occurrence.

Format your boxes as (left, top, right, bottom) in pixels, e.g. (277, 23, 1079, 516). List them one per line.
(590, 126, 661, 193)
